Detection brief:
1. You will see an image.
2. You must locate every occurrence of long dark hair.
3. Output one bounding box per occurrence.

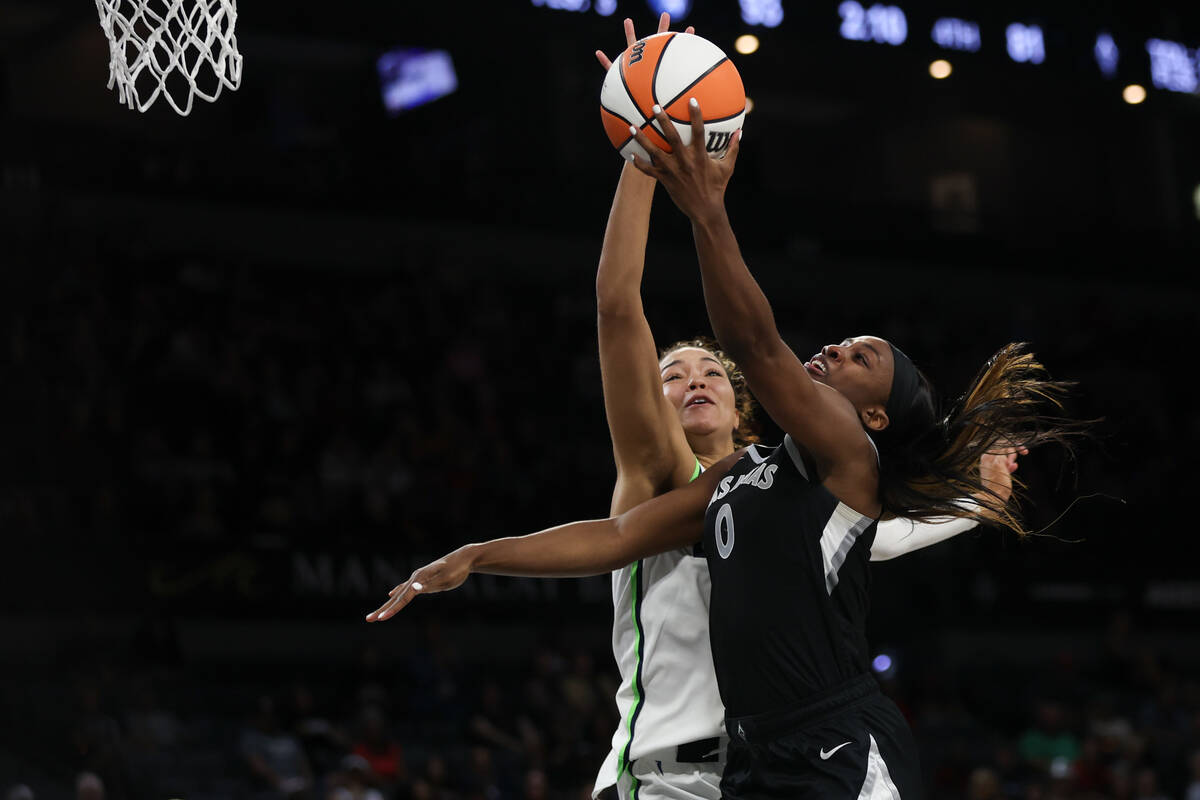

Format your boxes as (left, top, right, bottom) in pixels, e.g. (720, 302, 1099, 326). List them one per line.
(874, 342, 1086, 535)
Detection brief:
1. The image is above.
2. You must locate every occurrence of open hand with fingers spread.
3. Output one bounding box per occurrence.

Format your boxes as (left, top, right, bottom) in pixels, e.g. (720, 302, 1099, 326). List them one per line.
(365, 547, 475, 622)
(594, 12, 694, 72)
(627, 101, 742, 225)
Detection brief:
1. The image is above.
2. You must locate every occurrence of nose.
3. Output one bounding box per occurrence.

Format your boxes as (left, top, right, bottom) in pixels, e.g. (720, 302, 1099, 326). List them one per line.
(823, 345, 842, 362)
(689, 375, 707, 389)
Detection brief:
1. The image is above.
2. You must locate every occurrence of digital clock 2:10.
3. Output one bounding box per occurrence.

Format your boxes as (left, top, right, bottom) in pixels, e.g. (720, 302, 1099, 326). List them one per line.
(838, 1, 908, 46)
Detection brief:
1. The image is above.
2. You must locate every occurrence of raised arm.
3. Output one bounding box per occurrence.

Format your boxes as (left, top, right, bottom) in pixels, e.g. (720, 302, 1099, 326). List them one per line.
(628, 104, 875, 503)
(365, 450, 743, 622)
(595, 15, 700, 514)
(597, 163, 697, 513)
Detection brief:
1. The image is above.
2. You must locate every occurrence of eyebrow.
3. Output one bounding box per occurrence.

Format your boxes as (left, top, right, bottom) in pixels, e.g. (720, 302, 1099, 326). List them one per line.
(863, 343, 881, 365)
(659, 357, 724, 372)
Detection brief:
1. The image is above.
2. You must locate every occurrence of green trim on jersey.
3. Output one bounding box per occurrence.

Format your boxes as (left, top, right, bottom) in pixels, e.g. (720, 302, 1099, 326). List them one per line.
(616, 456, 704, 799)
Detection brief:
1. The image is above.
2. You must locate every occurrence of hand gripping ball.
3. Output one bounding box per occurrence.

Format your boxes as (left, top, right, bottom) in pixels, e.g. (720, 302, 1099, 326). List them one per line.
(600, 32, 745, 163)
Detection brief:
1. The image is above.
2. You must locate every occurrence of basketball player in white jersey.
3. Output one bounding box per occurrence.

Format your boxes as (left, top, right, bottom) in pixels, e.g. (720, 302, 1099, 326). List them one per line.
(588, 16, 1023, 800)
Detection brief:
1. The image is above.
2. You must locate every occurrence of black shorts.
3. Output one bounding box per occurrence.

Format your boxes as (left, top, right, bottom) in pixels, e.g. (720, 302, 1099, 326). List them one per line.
(721, 675, 923, 800)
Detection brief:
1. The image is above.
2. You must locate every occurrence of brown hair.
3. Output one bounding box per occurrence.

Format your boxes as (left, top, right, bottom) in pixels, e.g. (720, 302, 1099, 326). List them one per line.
(875, 342, 1089, 535)
(659, 336, 761, 447)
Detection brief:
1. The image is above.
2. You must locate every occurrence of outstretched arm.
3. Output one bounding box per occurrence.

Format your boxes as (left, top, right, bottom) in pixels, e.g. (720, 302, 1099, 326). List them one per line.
(629, 104, 876, 507)
(597, 162, 698, 512)
(871, 447, 1024, 560)
(595, 14, 701, 513)
(365, 450, 743, 621)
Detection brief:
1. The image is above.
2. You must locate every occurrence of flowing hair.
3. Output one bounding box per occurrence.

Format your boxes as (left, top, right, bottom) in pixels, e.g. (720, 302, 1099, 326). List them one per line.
(873, 342, 1087, 535)
(660, 336, 762, 447)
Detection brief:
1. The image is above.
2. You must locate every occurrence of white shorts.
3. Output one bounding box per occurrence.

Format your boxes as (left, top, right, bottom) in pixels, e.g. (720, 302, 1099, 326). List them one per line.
(610, 757, 724, 800)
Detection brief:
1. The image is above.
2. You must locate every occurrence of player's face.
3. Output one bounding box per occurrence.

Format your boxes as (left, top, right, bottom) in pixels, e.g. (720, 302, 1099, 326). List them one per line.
(802, 336, 894, 418)
(660, 348, 739, 441)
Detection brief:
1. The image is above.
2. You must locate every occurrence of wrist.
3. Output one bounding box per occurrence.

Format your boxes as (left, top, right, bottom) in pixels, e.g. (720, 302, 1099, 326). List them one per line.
(457, 543, 485, 573)
(689, 202, 728, 232)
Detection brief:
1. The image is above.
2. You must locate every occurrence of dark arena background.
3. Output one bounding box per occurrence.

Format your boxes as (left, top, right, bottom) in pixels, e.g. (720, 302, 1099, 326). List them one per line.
(2, 1, 1199, 798)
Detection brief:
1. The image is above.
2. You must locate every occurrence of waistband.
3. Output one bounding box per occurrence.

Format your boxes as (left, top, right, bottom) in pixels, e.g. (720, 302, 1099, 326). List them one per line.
(634, 735, 729, 771)
(725, 674, 880, 741)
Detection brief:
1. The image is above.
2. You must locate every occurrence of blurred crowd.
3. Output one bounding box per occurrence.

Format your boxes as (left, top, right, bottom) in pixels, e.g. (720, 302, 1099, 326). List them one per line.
(2, 236, 1196, 799)
(3, 607, 1199, 800)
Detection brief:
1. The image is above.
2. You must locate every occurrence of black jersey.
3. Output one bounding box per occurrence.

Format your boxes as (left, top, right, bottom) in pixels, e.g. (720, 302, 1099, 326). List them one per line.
(702, 435, 879, 718)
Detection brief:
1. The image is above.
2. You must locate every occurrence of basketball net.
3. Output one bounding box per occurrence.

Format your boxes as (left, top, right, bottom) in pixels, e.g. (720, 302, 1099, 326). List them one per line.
(94, 0, 243, 116)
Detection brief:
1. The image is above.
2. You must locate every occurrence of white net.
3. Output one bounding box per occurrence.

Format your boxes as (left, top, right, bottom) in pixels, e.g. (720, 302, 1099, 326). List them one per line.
(94, 0, 243, 116)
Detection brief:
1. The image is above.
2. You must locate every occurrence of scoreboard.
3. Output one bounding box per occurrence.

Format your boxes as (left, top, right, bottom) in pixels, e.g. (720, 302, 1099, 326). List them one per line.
(530, 0, 1200, 99)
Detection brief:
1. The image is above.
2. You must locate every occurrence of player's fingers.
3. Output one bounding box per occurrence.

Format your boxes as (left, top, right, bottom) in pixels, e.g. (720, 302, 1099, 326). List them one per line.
(657, 11, 670, 34)
(630, 121, 674, 166)
(365, 592, 400, 622)
(687, 97, 706, 154)
(723, 129, 743, 166)
(628, 152, 661, 180)
(596, 50, 613, 70)
(624, 17, 637, 47)
(367, 580, 423, 621)
(685, 26, 695, 35)
(647, 106, 684, 154)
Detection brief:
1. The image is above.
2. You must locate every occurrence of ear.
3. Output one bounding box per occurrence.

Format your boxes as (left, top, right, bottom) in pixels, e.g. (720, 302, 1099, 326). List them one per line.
(860, 405, 889, 432)
(732, 410, 742, 433)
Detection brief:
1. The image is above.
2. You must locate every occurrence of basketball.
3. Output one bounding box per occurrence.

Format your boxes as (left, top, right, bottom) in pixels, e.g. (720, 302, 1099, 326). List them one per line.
(600, 32, 746, 164)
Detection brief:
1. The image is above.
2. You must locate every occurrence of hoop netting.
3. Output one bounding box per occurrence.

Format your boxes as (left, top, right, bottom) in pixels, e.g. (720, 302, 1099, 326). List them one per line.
(94, 0, 243, 116)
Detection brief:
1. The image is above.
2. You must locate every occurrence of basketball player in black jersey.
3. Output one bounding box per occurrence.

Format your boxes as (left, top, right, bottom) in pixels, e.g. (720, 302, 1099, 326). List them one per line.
(367, 108, 1083, 799)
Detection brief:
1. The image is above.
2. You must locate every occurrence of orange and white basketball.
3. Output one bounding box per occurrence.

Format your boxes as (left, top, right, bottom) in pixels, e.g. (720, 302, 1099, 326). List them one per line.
(600, 32, 745, 163)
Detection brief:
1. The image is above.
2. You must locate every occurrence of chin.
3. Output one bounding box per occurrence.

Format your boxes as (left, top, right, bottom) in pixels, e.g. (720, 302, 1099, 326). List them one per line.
(681, 419, 724, 438)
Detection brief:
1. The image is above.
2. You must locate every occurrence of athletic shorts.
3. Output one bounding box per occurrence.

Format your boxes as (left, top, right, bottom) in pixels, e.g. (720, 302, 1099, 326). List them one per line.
(612, 758, 723, 800)
(721, 675, 923, 800)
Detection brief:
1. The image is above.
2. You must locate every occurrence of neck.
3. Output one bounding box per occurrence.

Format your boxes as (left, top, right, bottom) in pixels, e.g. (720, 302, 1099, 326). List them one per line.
(688, 433, 737, 469)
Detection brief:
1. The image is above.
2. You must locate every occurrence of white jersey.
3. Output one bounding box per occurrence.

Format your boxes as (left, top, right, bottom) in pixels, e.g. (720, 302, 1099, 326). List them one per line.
(594, 461, 726, 798)
(590, 452, 983, 798)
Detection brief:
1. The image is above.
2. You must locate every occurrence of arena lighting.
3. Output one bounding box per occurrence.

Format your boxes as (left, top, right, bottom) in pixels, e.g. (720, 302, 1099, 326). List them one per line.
(529, 0, 589, 10)
(1007, 23, 1046, 64)
(595, 0, 616, 15)
(1146, 38, 1200, 93)
(1095, 32, 1119, 77)
(647, 0, 691, 20)
(734, 34, 760, 55)
(1123, 83, 1147, 104)
(929, 59, 952, 79)
(376, 49, 457, 114)
(871, 653, 897, 678)
(1193, 184, 1200, 221)
(740, 0, 783, 28)
(932, 17, 980, 52)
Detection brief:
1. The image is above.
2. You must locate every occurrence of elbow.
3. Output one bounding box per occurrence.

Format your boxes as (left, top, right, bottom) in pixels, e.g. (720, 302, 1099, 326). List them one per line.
(595, 288, 642, 320)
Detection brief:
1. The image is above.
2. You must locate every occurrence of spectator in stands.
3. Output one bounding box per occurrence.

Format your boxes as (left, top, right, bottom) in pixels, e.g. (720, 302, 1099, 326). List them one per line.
(240, 694, 314, 799)
(1133, 766, 1169, 800)
(1186, 748, 1200, 800)
(965, 767, 1000, 800)
(326, 754, 384, 800)
(1019, 700, 1081, 771)
(75, 773, 104, 800)
(350, 705, 406, 795)
(520, 769, 547, 800)
(287, 680, 350, 779)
